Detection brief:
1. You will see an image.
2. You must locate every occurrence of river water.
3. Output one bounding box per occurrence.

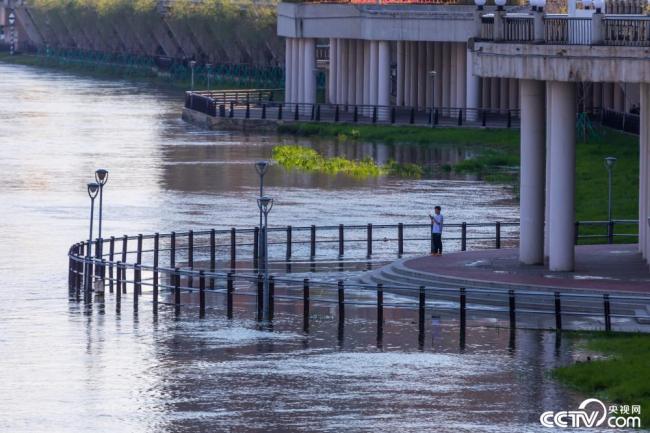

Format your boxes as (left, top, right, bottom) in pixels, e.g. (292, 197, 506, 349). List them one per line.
(0, 63, 590, 432)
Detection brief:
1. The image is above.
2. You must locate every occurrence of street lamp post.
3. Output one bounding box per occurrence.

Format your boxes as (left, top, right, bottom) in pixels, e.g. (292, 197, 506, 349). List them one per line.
(257, 196, 274, 321)
(604, 156, 617, 222)
(255, 161, 270, 269)
(85, 182, 100, 299)
(189, 60, 197, 91)
(95, 169, 109, 239)
(428, 70, 437, 126)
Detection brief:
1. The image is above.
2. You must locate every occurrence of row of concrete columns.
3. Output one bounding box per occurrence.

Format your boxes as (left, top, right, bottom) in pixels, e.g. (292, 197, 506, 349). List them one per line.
(519, 79, 577, 271)
(589, 82, 640, 113)
(284, 38, 316, 104)
(327, 39, 391, 110)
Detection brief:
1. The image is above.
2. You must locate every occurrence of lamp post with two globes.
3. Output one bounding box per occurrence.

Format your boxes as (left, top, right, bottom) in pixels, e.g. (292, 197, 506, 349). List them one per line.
(257, 196, 274, 321)
(255, 161, 270, 268)
(95, 169, 108, 239)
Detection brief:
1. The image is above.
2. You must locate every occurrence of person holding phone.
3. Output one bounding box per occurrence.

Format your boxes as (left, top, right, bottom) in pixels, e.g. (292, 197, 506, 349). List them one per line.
(429, 206, 444, 256)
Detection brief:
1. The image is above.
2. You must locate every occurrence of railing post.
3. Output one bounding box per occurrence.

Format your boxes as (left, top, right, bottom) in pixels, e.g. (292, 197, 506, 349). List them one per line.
(554, 292, 562, 330)
(227, 272, 234, 319)
(418, 286, 426, 337)
(509, 289, 516, 329)
(253, 226, 260, 269)
(246, 103, 250, 118)
(303, 278, 310, 332)
(121, 235, 127, 294)
(316, 104, 321, 121)
(338, 224, 345, 257)
(434, 108, 439, 125)
(334, 104, 339, 122)
(261, 103, 266, 119)
(461, 222, 467, 251)
(398, 223, 404, 256)
(482, 109, 487, 127)
(153, 233, 159, 314)
(115, 261, 122, 312)
(174, 267, 181, 315)
(409, 107, 415, 124)
(338, 280, 345, 323)
(269, 275, 275, 321)
(257, 273, 263, 321)
(109, 236, 115, 293)
(458, 109, 463, 126)
(574, 221, 580, 245)
(133, 264, 140, 312)
(286, 225, 292, 261)
(496, 221, 501, 249)
(187, 230, 194, 288)
(608, 220, 615, 244)
(209, 229, 216, 289)
(372, 106, 377, 123)
(278, 104, 283, 120)
(310, 225, 316, 258)
(353, 105, 358, 122)
(391, 107, 396, 124)
(229, 101, 234, 118)
(170, 231, 176, 269)
(294, 103, 299, 121)
(366, 223, 373, 258)
(604, 294, 611, 332)
(460, 287, 466, 330)
(199, 270, 206, 318)
(377, 283, 384, 340)
(230, 227, 236, 270)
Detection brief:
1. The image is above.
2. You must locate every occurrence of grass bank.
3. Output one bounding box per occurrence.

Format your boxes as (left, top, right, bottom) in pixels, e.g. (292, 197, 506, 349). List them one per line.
(553, 332, 650, 427)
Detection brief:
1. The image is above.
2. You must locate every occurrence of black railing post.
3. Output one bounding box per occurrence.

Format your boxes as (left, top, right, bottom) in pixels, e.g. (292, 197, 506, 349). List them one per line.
(153, 233, 159, 314)
(458, 109, 463, 126)
(253, 226, 260, 269)
(496, 221, 501, 249)
(229, 101, 234, 118)
(353, 105, 358, 122)
(316, 104, 321, 121)
(170, 231, 176, 269)
(310, 225, 316, 258)
(372, 106, 377, 123)
(303, 278, 310, 332)
(227, 272, 234, 319)
(482, 109, 487, 127)
(575, 221, 580, 245)
(174, 268, 181, 315)
(338, 224, 345, 257)
(278, 104, 283, 120)
(418, 286, 426, 337)
(209, 229, 216, 289)
(337, 280, 345, 323)
(269, 275, 275, 321)
(507, 110, 512, 128)
(310, 104, 315, 120)
(294, 103, 299, 121)
(199, 270, 206, 318)
(461, 222, 467, 251)
(245, 103, 250, 118)
(391, 107, 396, 124)
(286, 225, 292, 261)
(261, 103, 266, 119)
(460, 287, 466, 330)
(434, 108, 439, 125)
(115, 261, 122, 312)
(409, 107, 415, 124)
(121, 235, 127, 294)
(109, 236, 115, 293)
(230, 227, 236, 270)
(608, 220, 615, 244)
(257, 273, 263, 321)
(554, 292, 562, 330)
(398, 223, 404, 256)
(334, 104, 339, 122)
(377, 283, 384, 340)
(604, 294, 611, 332)
(366, 223, 373, 258)
(509, 289, 516, 329)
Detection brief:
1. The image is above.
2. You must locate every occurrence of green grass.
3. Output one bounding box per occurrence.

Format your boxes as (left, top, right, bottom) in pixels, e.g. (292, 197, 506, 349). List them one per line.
(553, 332, 650, 428)
(272, 145, 424, 178)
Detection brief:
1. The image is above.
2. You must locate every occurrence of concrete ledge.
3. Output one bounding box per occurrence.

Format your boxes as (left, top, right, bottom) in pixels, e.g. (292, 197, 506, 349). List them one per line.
(472, 42, 650, 83)
(182, 108, 282, 133)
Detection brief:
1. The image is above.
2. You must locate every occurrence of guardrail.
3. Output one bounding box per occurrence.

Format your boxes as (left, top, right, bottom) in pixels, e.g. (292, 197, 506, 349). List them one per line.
(604, 15, 650, 46)
(544, 16, 592, 45)
(67, 219, 642, 336)
(504, 15, 534, 42)
(185, 93, 521, 128)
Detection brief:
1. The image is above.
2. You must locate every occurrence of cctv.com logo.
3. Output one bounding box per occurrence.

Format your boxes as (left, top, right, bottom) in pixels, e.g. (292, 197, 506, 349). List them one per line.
(540, 398, 642, 429)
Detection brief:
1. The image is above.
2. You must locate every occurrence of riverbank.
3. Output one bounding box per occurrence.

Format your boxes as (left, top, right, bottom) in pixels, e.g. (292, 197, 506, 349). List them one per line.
(553, 332, 650, 427)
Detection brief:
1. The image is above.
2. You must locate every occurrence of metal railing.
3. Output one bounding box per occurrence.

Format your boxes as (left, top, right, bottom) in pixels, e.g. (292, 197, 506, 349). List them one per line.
(544, 16, 592, 45)
(601, 109, 640, 135)
(504, 15, 534, 42)
(481, 15, 495, 40)
(185, 93, 521, 128)
(604, 15, 650, 46)
(67, 219, 643, 336)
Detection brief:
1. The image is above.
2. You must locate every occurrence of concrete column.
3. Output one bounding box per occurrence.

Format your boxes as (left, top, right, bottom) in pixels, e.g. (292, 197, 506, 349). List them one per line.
(304, 38, 316, 105)
(490, 78, 500, 110)
(328, 38, 337, 104)
(285, 38, 293, 103)
(404, 42, 411, 107)
(417, 41, 427, 109)
(409, 42, 418, 107)
(548, 81, 576, 272)
(450, 43, 458, 110)
(297, 38, 305, 103)
(363, 41, 371, 109)
(336, 39, 345, 105)
(457, 43, 466, 110)
(441, 42, 451, 113)
(499, 78, 509, 112)
(466, 47, 479, 120)
(369, 41, 379, 106)
(355, 41, 364, 107)
(640, 83, 650, 262)
(481, 77, 490, 109)
(519, 80, 546, 265)
(425, 42, 434, 109)
(509, 79, 518, 110)
(434, 42, 443, 108)
(338, 39, 350, 104)
(291, 38, 299, 103)
(397, 41, 405, 106)
(378, 41, 390, 120)
(347, 40, 356, 105)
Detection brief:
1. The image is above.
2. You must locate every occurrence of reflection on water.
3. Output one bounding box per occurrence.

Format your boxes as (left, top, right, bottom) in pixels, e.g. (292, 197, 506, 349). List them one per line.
(0, 63, 583, 433)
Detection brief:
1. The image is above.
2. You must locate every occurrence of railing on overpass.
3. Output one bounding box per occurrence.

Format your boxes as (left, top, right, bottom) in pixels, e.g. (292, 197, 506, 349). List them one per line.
(185, 90, 521, 128)
(479, 11, 650, 46)
(67, 219, 643, 334)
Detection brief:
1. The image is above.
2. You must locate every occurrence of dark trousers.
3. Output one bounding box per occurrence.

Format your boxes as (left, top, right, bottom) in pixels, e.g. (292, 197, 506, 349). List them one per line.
(432, 233, 442, 254)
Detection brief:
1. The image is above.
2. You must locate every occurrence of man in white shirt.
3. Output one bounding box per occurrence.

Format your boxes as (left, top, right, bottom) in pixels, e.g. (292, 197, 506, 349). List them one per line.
(429, 206, 444, 256)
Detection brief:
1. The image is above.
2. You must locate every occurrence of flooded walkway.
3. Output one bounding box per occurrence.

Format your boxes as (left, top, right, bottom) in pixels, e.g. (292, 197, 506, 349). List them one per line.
(0, 62, 591, 432)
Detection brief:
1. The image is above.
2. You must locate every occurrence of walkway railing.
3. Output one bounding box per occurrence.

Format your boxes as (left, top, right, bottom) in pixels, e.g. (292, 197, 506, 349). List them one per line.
(604, 15, 650, 46)
(185, 92, 521, 128)
(543, 16, 592, 45)
(504, 15, 534, 42)
(67, 219, 643, 335)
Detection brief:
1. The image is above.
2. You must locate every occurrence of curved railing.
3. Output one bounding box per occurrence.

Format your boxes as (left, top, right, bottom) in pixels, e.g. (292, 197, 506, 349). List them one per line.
(67, 219, 645, 335)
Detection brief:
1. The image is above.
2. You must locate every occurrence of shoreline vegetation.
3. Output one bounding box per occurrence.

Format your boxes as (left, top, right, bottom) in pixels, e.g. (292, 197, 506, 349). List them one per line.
(553, 332, 650, 428)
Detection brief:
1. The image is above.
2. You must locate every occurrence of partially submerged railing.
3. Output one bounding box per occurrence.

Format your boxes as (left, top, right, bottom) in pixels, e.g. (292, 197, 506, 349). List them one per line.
(68, 219, 643, 335)
(185, 93, 521, 128)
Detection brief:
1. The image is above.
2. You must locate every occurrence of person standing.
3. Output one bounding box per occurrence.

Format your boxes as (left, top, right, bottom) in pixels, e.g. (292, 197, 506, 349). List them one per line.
(429, 206, 444, 256)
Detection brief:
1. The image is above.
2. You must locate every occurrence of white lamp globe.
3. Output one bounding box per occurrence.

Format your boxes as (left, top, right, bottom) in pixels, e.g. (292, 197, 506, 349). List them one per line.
(593, 0, 604, 10)
(495, 0, 507, 6)
(583, 0, 593, 7)
(475, 0, 487, 6)
(537, 0, 546, 8)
